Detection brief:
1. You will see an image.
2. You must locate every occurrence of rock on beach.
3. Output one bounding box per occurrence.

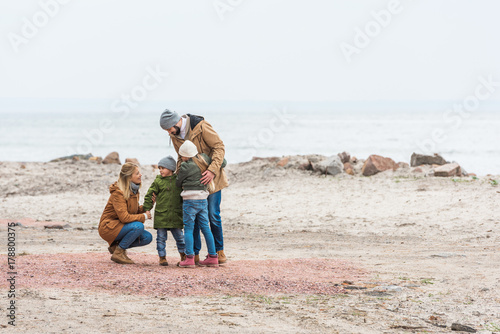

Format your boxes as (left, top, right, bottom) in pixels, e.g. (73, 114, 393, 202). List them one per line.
(312, 155, 343, 176)
(434, 163, 462, 177)
(361, 155, 398, 176)
(125, 158, 140, 165)
(338, 151, 351, 164)
(410, 153, 447, 167)
(344, 162, 354, 175)
(102, 152, 121, 165)
(50, 154, 93, 162)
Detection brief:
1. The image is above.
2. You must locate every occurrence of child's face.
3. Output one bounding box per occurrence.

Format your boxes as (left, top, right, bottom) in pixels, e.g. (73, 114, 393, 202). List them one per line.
(181, 156, 190, 162)
(159, 166, 173, 177)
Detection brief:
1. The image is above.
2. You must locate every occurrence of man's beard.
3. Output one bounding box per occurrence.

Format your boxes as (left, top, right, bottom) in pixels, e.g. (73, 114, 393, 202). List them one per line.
(173, 126, 180, 136)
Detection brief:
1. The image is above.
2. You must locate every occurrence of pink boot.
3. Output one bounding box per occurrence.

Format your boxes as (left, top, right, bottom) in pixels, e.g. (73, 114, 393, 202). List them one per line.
(198, 254, 219, 267)
(178, 255, 195, 268)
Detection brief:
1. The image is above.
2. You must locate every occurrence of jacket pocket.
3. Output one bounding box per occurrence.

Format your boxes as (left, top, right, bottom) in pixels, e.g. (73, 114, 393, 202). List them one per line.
(105, 220, 120, 230)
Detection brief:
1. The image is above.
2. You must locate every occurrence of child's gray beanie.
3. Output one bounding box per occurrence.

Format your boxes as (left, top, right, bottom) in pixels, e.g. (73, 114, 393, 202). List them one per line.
(158, 156, 177, 171)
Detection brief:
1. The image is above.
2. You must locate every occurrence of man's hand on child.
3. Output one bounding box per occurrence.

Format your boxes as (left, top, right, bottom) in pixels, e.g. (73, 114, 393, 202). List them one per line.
(200, 170, 215, 185)
(146, 211, 152, 219)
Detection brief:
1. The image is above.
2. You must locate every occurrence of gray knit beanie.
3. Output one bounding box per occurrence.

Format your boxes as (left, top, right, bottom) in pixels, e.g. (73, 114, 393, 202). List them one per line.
(158, 156, 177, 171)
(159, 109, 181, 130)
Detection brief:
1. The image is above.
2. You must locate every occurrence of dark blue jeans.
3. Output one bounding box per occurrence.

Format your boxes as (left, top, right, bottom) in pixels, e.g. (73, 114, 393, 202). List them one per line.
(156, 228, 185, 257)
(115, 221, 153, 250)
(194, 190, 223, 254)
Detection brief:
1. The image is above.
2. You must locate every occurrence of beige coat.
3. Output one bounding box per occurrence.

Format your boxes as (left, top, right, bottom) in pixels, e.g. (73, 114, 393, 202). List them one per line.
(170, 116, 229, 193)
(98, 182, 145, 246)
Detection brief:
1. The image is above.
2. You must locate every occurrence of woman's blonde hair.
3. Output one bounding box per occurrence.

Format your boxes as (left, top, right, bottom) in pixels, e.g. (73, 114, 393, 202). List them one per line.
(117, 163, 140, 200)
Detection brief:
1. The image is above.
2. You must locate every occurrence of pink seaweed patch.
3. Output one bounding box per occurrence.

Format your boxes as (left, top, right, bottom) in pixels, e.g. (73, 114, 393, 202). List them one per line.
(0, 218, 66, 227)
(2, 253, 366, 296)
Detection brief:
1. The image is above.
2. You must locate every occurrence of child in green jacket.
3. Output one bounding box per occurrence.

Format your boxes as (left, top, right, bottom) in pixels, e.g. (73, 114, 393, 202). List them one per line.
(143, 156, 185, 266)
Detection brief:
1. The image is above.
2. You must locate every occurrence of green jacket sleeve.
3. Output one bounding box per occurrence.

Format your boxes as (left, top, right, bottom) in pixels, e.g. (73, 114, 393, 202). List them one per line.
(176, 163, 188, 189)
(202, 153, 226, 169)
(143, 179, 158, 211)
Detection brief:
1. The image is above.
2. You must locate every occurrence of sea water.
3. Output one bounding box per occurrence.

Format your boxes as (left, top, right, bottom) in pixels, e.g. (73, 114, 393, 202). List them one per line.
(0, 109, 499, 175)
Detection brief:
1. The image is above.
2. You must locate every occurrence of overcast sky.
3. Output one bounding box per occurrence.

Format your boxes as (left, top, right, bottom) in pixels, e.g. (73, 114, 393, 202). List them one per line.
(1, 0, 500, 110)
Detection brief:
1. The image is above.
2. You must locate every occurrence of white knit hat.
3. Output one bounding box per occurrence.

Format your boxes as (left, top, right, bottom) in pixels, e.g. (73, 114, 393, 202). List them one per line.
(179, 140, 198, 158)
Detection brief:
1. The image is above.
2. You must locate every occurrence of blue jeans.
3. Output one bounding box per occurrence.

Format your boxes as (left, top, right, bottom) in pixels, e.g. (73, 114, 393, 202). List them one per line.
(183, 199, 216, 256)
(115, 221, 152, 250)
(194, 191, 223, 254)
(156, 228, 185, 257)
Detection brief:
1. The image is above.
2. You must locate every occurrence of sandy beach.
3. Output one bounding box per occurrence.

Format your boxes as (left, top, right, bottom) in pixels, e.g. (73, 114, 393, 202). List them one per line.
(1, 157, 499, 333)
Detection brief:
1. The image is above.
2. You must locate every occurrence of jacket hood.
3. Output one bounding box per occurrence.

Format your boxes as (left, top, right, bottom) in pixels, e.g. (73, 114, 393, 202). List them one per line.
(186, 114, 204, 130)
(109, 182, 122, 194)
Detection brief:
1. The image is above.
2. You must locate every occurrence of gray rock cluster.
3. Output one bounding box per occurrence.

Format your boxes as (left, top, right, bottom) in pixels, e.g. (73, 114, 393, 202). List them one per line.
(50, 152, 141, 166)
(410, 153, 466, 177)
(274, 153, 364, 176)
(271, 152, 467, 177)
(51, 151, 469, 178)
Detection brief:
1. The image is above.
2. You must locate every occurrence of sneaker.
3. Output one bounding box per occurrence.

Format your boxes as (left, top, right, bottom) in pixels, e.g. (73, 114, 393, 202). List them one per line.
(178, 255, 195, 268)
(198, 254, 219, 268)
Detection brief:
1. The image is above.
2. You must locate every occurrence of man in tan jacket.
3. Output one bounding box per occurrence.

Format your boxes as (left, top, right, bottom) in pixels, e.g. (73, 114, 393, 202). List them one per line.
(160, 109, 229, 264)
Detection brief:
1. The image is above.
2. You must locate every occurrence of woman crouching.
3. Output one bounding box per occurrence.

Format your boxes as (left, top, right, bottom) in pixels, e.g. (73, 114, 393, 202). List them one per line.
(98, 163, 153, 264)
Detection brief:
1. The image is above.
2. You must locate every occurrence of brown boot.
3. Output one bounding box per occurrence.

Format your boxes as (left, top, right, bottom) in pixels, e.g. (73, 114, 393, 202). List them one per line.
(176, 252, 186, 267)
(159, 256, 168, 266)
(111, 246, 134, 264)
(107, 241, 118, 254)
(122, 249, 134, 262)
(217, 250, 227, 264)
(194, 254, 200, 266)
